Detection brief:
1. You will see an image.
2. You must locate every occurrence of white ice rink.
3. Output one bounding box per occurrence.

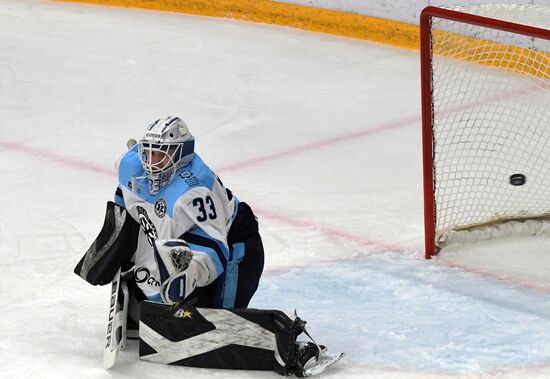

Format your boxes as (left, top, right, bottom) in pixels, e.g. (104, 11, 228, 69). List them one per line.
(2, 1, 550, 378)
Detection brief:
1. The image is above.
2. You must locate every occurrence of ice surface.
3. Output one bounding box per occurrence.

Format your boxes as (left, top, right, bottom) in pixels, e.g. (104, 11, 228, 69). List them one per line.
(1, 1, 550, 378)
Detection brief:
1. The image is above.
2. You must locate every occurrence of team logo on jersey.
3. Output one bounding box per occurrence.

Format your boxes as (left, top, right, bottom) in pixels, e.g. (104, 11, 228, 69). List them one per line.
(179, 170, 199, 187)
(134, 267, 160, 287)
(136, 206, 158, 246)
(154, 199, 167, 218)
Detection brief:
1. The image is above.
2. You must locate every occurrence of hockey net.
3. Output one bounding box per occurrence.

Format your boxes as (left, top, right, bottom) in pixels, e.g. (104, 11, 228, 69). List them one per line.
(421, 5, 550, 258)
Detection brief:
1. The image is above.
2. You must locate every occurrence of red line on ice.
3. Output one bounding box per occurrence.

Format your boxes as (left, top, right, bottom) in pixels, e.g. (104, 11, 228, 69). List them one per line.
(0, 117, 416, 255)
(216, 114, 420, 173)
(439, 260, 550, 295)
(211, 83, 547, 174)
(254, 207, 404, 253)
(0, 141, 116, 176)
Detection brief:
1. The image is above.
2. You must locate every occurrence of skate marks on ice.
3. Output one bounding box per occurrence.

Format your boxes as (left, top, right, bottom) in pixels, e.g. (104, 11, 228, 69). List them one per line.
(251, 254, 550, 374)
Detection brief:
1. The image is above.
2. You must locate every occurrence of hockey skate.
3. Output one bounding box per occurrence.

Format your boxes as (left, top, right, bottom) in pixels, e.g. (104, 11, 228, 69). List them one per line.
(293, 342, 344, 377)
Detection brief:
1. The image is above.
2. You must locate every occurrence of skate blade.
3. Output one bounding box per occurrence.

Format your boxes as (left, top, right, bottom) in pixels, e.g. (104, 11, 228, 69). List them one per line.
(303, 352, 344, 377)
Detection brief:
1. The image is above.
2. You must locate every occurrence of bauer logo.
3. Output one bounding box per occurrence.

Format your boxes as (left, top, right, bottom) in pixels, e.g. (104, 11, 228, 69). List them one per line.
(154, 198, 167, 218)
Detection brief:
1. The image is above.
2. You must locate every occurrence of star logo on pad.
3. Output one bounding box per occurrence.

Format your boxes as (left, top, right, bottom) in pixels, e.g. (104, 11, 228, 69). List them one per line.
(182, 310, 192, 319)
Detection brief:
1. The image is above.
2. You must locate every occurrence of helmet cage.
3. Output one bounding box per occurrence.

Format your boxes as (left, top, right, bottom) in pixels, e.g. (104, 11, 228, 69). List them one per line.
(139, 142, 182, 175)
(136, 116, 195, 195)
(138, 141, 193, 194)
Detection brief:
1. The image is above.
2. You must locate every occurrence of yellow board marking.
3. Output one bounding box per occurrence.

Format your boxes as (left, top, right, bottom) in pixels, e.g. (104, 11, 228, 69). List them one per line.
(54, 0, 421, 50)
(54, 0, 550, 78)
(433, 30, 550, 79)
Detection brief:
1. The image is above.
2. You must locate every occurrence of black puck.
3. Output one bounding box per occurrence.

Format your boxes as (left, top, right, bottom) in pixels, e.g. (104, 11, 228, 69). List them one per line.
(510, 174, 526, 186)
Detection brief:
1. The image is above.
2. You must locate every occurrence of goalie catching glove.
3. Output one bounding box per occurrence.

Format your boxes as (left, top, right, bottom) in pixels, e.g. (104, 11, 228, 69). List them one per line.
(153, 239, 211, 304)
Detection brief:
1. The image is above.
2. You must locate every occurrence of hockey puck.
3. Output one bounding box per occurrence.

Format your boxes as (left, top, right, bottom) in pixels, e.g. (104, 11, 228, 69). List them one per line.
(509, 173, 526, 186)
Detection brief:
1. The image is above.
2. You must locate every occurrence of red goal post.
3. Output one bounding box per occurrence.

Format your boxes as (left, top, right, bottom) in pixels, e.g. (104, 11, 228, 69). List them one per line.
(420, 5, 550, 259)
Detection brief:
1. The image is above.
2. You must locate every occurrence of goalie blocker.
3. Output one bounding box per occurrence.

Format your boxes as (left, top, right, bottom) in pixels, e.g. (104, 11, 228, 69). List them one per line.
(139, 301, 343, 377)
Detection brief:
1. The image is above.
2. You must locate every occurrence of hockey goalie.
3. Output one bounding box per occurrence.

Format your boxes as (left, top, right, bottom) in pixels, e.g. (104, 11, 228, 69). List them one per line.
(74, 116, 343, 377)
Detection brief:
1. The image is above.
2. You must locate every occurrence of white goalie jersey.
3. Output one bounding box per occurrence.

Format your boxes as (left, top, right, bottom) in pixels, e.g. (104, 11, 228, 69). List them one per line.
(114, 146, 240, 303)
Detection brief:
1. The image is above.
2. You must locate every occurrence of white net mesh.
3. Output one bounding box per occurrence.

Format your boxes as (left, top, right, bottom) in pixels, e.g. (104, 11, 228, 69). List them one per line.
(429, 5, 550, 247)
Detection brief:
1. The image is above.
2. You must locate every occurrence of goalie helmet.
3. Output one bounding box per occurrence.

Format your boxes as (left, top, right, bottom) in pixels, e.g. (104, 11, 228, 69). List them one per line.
(138, 116, 195, 194)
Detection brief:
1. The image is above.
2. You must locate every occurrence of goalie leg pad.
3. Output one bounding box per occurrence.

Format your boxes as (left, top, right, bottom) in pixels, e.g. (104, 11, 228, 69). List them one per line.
(138, 301, 305, 374)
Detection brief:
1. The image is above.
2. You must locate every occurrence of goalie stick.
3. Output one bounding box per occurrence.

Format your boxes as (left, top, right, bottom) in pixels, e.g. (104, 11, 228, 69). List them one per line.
(103, 268, 129, 369)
